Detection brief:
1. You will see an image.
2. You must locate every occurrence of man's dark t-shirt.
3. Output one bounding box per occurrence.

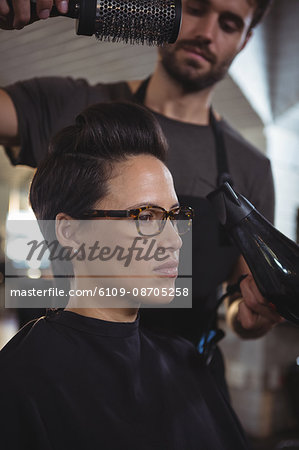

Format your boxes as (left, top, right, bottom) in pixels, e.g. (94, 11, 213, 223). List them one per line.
(4, 77, 275, 343)
(0, 310, 248, 450)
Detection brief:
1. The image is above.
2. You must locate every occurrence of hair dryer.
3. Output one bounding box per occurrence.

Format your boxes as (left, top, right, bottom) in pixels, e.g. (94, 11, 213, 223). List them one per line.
(207, 182, 299, 326)
(29, 0, 181, 45)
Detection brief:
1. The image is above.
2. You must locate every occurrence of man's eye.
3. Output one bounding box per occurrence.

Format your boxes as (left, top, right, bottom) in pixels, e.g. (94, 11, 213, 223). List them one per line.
(186, 6, 202, 15)
(184, 1, 205, 16)
(220, 16, 243, 33)
(221, 22, 237, 33)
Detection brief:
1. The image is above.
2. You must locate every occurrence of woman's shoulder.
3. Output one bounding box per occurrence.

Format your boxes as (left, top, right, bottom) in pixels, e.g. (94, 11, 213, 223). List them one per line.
(0, 317, 45, 360)
(140, 325, 203, 365)
(0, 314, 75, 383)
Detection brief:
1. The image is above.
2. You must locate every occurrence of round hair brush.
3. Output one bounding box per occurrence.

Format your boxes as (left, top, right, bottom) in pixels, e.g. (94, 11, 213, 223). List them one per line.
(30, 0, 181, 45)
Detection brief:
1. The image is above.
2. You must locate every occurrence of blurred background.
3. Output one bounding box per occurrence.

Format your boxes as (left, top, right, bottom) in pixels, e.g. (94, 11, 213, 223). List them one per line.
(0, 0, 298, 447)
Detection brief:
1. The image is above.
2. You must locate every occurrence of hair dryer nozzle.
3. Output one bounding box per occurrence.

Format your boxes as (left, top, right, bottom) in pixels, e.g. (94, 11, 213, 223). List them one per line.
(207, 182, 254, 228)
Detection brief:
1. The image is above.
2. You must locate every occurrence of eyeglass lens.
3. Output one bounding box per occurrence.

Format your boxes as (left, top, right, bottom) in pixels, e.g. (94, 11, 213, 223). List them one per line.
(138, 208, 192, 236)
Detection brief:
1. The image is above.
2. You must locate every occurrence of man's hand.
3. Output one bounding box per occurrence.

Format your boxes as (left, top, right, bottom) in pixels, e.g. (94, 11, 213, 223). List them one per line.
(226, 256, 283, 339)
(236, 274, 283, 336)
(0, 0, 69, 29)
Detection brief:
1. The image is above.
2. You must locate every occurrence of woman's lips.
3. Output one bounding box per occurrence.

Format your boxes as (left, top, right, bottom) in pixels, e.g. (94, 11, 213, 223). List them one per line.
(153, 261, 179, 277)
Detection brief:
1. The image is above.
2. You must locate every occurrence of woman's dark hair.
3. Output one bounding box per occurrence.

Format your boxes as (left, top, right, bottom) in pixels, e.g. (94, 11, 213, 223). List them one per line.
(29, 102, 168, 293)
(250, 0, 273, 29)
(30, 101, 167, 220)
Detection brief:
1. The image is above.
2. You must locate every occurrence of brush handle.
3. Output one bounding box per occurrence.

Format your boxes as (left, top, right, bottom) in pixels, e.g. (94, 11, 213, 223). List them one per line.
(29, 0, 96, 35)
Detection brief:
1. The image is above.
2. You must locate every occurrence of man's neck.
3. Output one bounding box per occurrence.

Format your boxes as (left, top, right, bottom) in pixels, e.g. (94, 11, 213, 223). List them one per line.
(129, 64, 215, 125)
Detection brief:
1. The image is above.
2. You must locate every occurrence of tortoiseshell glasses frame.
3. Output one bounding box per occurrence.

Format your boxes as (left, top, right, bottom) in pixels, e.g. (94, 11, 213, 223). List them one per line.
(80, 205, 194, 237)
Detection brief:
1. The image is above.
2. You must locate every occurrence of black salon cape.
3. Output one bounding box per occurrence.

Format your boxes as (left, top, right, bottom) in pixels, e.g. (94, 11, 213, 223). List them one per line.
(0, 311, 248, 450)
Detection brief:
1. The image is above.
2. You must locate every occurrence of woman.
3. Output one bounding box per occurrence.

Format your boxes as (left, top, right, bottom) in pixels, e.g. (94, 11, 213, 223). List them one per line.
(0, 102, 247, 450)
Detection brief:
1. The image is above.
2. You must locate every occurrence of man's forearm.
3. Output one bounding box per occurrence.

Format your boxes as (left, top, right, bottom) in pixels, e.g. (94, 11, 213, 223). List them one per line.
(0, 89, 19, 146)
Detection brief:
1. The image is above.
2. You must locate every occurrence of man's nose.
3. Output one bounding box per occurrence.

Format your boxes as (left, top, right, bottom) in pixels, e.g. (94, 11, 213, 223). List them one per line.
(189, 12, 218, 43)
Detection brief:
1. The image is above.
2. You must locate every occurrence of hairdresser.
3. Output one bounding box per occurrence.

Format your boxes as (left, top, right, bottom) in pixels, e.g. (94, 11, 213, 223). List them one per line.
(0, 0, 282, 395)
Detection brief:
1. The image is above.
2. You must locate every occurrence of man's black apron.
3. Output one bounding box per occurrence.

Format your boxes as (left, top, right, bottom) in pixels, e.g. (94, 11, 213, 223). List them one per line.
(133, 78, 240, 394)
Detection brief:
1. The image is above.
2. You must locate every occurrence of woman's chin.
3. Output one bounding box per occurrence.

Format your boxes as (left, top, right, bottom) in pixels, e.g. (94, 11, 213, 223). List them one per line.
(138, 276, 177, 306)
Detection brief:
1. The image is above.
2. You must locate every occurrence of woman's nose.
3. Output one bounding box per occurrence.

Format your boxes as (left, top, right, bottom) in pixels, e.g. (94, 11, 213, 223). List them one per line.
(158, 218, 183, 252)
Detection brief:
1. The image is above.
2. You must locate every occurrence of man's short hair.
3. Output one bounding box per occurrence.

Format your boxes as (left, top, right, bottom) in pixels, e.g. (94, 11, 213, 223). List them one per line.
(250, 0, 273, 29)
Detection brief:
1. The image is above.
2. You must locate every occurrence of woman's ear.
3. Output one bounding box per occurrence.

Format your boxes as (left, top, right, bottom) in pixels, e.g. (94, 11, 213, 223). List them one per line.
(55, 213, 80, 252)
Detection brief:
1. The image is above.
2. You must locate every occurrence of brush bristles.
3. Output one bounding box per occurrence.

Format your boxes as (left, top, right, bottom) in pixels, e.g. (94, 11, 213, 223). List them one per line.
(94, 0, 178, 46)
(95, 31, 163, 47)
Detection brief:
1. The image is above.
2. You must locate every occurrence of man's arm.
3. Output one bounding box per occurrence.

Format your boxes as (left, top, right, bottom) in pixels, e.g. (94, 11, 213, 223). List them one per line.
(0, 0, 70, 153)
(226, 255, 282, 339)
(0, 89, 19, 146)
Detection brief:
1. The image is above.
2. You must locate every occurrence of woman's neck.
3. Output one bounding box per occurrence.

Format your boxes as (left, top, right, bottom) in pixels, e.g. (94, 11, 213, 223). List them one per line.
(64, 306, 138, 323)
(65, 278, 139, 322)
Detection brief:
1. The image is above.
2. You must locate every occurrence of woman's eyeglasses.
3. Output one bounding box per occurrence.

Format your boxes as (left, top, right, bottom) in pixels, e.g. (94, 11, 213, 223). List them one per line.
(80, 206, 194, 237)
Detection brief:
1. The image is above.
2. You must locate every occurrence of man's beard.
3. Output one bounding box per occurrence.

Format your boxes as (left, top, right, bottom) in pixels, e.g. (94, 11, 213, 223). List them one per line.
(160, 40, 232, 93)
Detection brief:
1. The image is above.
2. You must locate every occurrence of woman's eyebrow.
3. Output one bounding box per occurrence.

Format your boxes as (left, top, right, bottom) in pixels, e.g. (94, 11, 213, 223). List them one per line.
(127, 202, 180, 210)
